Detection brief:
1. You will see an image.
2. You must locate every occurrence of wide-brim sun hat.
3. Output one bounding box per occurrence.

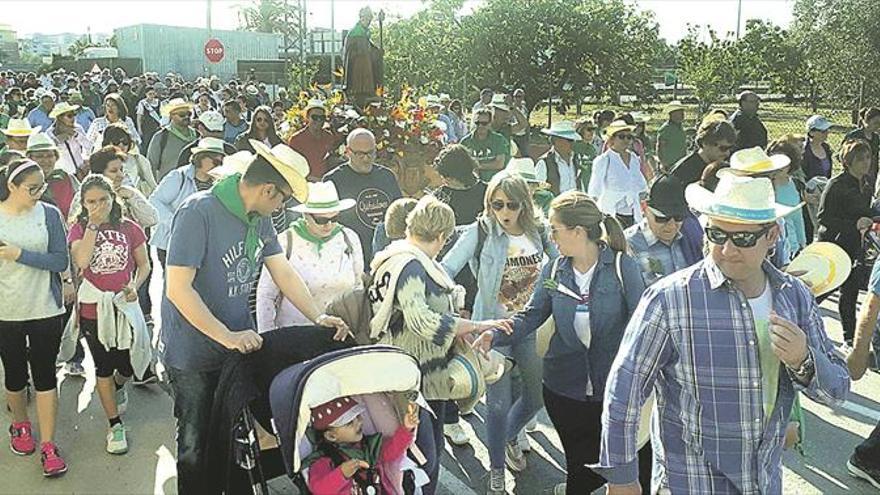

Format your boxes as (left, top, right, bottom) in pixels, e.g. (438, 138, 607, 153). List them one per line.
(26, 132, 59, 153)
(49, 102, 80, 119)
(719, 146, 790, 177)
(786, 242, 851, 297)
(488, 94, 510, 112)
(685, 174, 802, 225)
(160, 98, 193, 117)
(249, 139, 310, 203)
(664, 100, 686, 114)
(190, 137, 229, 156)
(540, 120, 582, 141)
(446, 348, 487, 414)
(3, 118, 40, 137)
(603, 119, 637, 140)
(292, 182, 356, 214)
(504, 157, 542, 183)
(208, 150, 256, 179)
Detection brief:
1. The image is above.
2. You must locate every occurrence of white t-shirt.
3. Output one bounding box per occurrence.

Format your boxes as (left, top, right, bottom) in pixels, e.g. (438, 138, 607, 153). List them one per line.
(496, 234, 543, 317)
(747, 280, 778, 420)
(574, 264, 596, 396)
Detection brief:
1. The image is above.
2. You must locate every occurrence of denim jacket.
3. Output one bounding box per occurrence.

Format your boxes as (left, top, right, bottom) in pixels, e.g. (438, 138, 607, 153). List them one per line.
(441, 218, 557, 320)
(148, 164, 198, 250)
(496, 244, 646, 402)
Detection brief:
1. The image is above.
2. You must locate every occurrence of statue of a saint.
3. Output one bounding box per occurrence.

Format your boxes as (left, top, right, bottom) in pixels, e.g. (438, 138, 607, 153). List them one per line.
(343, 7, 384, 106)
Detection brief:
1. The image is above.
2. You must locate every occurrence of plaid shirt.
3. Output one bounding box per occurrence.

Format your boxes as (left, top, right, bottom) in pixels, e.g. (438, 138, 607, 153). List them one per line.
(593, 258, 850, 494)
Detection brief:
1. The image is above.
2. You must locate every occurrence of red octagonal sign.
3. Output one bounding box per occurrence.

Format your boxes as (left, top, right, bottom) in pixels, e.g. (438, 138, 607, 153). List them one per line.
(204, 38, 225, 63)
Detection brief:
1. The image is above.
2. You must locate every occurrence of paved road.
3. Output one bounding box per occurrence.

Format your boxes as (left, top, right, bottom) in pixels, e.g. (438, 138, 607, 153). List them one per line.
(1, 270, 878, 494)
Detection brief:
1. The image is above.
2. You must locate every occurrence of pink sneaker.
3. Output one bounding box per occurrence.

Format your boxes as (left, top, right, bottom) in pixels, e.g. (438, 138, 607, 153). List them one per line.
(40, 442, 68, 477)
(9, 421, 35, 455)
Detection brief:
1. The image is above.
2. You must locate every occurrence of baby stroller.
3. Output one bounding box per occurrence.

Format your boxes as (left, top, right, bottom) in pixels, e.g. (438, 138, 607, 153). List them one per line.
(232, 345, 429, 494)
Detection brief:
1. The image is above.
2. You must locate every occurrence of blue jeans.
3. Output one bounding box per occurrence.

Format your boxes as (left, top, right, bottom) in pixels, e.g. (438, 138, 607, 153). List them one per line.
(486, 334, 544, 469)
(417, 400, 447, 495)
(167, 366, 220, 495)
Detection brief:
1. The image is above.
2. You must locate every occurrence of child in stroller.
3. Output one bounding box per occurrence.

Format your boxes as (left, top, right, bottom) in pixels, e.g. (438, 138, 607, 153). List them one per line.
(305, 395, 420, 494)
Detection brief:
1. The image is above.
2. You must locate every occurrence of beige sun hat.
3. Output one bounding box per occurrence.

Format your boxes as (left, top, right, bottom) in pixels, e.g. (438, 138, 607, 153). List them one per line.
(504, 157, 542, 183)
(719, 147, 791, 177)
(291, 182, 356, 214)
(664, 100, 687, 114)
(26, 132, 59, 153)
(49, 102, 80, 119)
(208, 150, 256, 179)
(190, 137, 228, 156)
(685, 174, 802, 225)
(249, 140, 310, 202)
(603, 119, 637, 140)
(786, 242, 851, 297)
(3, 118, 40, 137)
(160, 98, 193, 117)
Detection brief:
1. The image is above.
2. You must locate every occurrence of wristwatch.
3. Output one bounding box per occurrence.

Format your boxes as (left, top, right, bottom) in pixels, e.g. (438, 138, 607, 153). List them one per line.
(788, 350, 815, 379)
(87, 223, 100, 232)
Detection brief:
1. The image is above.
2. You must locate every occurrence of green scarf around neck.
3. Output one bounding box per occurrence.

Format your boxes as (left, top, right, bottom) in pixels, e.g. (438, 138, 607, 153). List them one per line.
(211, 173, 263, 268)
(167, 123, 196, 143)
(292, 217, 342, 253)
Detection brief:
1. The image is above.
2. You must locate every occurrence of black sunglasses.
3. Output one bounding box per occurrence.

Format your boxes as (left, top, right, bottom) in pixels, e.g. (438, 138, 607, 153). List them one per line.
(650, 210, 684, 223)
(476, 120, 491, 126)
(490, 200, 521, 211)
(705, 224, 773, 248)
(309, 214, 339, 225)
(310, 114, 326, 122)
(616, 134, 635, 141)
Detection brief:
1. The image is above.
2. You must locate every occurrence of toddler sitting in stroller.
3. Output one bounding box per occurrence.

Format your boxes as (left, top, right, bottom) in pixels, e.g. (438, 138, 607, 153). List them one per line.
(305, 395, 420, 494)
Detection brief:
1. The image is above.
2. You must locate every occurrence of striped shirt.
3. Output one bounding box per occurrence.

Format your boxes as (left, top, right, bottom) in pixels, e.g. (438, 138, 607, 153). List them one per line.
(593, 258, 850, 493)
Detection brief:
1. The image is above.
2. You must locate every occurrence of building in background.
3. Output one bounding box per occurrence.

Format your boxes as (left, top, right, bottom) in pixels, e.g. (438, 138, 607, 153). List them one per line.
(0, 24, 21, 64)
(114, 24, 281, 80)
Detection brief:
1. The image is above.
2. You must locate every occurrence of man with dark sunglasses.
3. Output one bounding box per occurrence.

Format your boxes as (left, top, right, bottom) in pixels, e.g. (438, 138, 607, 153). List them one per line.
(596, 173, 850, 495)
(288, 99, 339, 180)
(670, 117, 737, 188)
(460, 108, 510, 182)
(624, 175, 699, 286)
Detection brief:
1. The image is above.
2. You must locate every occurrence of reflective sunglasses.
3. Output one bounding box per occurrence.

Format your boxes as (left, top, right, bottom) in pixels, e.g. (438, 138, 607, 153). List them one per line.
(310, 214, 339, 225)
(490, 200, 521, 211)
(648, 208, 684, 223)
(705, 224, 773, 248)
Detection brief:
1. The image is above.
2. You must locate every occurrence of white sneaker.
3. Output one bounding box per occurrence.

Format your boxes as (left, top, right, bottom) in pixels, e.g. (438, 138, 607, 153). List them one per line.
(487, 468, 506, 494)
(505, 440, 527, 472)
(443, 422, 469, 446)
(115, 385, 128, 416)
(553, 482, 566, 495)
(106, 423, 128, 455)
(516, 429, 531, 453)
(525, 416, 538, 432)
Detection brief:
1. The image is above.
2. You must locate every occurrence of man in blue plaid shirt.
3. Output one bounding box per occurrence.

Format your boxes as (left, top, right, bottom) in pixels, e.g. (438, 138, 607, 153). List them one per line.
(594, 173, 850, 494)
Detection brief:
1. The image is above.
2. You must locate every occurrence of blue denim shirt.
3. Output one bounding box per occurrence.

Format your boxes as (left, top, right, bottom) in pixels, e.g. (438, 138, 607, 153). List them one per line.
(624, 220, 692, 287)
(441, 218, 556, 320)
(495, 245, 646, 402)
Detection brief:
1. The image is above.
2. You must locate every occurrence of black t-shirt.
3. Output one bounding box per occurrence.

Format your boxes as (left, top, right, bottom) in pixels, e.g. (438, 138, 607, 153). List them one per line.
(323, 163, 403, 266)
(669, 151, 708, 186)
(433, 181, 487, 226)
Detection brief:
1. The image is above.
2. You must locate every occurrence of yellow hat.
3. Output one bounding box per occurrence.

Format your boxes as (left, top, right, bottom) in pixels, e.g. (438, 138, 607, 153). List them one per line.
(786, 242, 852, 296)
(249, 140, 310, 203)
(2, 118, 40, 137)
(603, 119, 637, 140)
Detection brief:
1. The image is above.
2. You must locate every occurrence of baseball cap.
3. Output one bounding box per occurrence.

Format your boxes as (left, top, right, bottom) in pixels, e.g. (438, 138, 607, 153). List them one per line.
(646, 175, 687, 218)
(198, 110, 224, 132)
(806, 115, 832, 132)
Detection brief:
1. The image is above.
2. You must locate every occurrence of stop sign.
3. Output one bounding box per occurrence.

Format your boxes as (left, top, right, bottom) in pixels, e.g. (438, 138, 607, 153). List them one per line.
(204, 38, 224, 63)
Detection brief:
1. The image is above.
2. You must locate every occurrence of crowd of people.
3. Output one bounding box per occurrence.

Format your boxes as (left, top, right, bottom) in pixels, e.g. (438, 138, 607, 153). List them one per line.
(0, 66, 878, 495)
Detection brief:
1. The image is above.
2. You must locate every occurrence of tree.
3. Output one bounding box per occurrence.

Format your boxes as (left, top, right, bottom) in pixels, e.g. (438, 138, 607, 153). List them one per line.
(237, 0, 303, 46)
(68, 37, 93, 58)
(676, 26, 755, 111)
(738, 20, 805, 103)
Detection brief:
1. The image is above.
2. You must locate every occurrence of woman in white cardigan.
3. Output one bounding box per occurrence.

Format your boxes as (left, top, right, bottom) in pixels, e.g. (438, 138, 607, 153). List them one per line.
(586, 119, 648, 229)
(256, 182, 364, 332)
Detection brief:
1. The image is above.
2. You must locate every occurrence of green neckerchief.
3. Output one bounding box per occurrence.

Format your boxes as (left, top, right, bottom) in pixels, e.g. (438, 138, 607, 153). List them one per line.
(167, 123, 196, 143)
(292, 217, 342, 253)
(211, 173, 263, 268)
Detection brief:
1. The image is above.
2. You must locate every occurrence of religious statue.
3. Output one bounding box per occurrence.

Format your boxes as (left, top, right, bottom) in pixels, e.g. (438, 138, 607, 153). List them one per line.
(343, 7, 384, 107)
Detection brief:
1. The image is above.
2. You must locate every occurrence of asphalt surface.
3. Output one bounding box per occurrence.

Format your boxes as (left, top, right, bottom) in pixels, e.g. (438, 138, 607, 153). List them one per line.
(1, 264, 878, 494)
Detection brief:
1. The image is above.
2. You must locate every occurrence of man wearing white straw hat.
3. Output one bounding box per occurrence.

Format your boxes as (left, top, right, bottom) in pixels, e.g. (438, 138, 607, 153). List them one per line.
(161, 141, 349, 493)
(594, 173, 850, 494)
(536, 120, 583, 195)
(656, 101, 687, 170)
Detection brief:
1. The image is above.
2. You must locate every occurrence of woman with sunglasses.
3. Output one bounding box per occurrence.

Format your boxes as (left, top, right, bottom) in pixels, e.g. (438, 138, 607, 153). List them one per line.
(86, 93, 141, 154)
(442, 171, 556, 493)
(148, 138, 229, 268)
(102, 122, 157, 198)
(256, 181, 363, 332)
(818, 139, 876, 349)
(473, 191, 646, 495)
(233, 105, 283, 155)
(0, 158, 70, 477)
(46, 102, 90, 177)
(587, 119, 648, 229)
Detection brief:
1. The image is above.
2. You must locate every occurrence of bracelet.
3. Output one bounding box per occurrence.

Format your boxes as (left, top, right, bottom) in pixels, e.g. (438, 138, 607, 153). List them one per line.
(788, 350, 815, 378)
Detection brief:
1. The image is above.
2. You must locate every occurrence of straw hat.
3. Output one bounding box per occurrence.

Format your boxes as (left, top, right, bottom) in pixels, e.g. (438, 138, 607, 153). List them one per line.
(160, 98, 193, 117)
(786, 242, 851, 297)
(504, 157, 542, 183)
(2, 118, 40, 137)
(664, 100, 686, 114)
(249, 140, 310, 202)
(26, 132, 59, 153)
(304, 98, 326, 113)
(208, 150, 255, 179)
(447, 345, 512, 412)
(603, 119, 637, 140)
(49, 102, 80, 119)
(685, 174, 801, 225)
(720, 147, 790, 177)
(190, 137, 228, 156)
(540, 120, 582, 141)
(197, 110, 224, 132)
(291, 182, 356, 214)
(488, 93, 510, 112)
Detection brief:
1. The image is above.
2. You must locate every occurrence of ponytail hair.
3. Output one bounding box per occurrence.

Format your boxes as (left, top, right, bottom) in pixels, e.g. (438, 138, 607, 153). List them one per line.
(0, 158, 40, 202)
(549, 190, 627, 252)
